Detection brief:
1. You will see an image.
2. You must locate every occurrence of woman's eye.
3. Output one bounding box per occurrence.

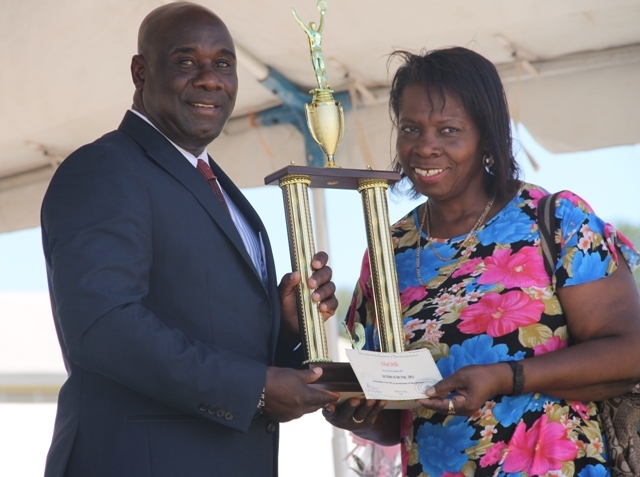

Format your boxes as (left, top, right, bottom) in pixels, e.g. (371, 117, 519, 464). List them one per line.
(179, 59, 195, 67)
(400, 126, 418, 134)
(442, 127, 458, 133)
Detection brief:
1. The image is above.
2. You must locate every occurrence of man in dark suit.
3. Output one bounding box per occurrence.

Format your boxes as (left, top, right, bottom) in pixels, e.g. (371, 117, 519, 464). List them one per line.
(41, 3, 340, 476)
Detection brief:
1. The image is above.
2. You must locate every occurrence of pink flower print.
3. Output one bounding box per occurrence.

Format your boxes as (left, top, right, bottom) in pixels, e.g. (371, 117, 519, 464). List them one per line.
(478, 247, 549, 288)
(480, 425, 498, 439)
(467, 290, 482, 302)
(400, 286, 427, 308)
(533, 335, 568, 356)
(480, 441, 506, 468)
(458, 291, 544, 337)
(570, 402, 590, 421)
(529, 188, 546, 208)
(346, 294, 359, 331)
(578, 236, 591, 252)
(358, 250, 372, 299)
(562, 415, 581, 431)
(452, 257, 483, 278)
(400, 410, 413, 476)
(503, 414, 578, 475)
(604, 224, 621, 264)
(571, 435, 587, 453)
(442, 473, 465, 477)
(558, 190, 594, 212)
(580, 223, 596, 241)
(404, 318, 425, 341)
(422, 320, 444, 343)
(591, 437, 605, 454)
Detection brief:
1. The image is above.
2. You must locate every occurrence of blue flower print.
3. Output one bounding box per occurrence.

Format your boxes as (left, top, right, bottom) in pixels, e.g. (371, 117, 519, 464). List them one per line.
(525, 393, 558, 413)
(396, 248, 439, 289)
(493, 394, 531, 427)
(430, 240, 458, 261)
(479, 207, 533, 245)
(437, 335, 511, 378)
(620, 243, 640, 269)
(363, 324, 379, 351)
(558, 202, 590, 244)
(416, 416, 477, 476)
(565, 250, 609, 286)
(578, 464, 610, 477)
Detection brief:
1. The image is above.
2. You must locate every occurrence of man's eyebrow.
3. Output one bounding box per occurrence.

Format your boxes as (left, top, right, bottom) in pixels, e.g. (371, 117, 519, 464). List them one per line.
(172, 46, 237, 59)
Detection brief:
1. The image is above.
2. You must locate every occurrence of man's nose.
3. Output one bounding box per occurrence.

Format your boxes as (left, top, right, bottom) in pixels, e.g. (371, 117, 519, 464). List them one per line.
(193, 64, 224, 90)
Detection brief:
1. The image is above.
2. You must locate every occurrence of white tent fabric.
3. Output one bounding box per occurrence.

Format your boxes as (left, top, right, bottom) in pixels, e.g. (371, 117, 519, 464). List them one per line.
(1, 0, 639, 233)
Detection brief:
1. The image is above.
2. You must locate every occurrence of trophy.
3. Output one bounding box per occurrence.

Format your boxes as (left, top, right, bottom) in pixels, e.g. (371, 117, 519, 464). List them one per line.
(265, 1, 405, 396)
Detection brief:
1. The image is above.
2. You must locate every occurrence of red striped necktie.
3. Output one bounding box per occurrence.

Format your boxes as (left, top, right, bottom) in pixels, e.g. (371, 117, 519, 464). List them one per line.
(196, 159, 230, 214)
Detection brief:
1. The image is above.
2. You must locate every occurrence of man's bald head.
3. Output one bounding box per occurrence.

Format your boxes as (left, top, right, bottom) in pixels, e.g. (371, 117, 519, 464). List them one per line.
(137, 2, 225, 58)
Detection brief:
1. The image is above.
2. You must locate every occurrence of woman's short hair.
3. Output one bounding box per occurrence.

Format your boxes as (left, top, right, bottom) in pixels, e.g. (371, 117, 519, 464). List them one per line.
(389, 47, 520, 201)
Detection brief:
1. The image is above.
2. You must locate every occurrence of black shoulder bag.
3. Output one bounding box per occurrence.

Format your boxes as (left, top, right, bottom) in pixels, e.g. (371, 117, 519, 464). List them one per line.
(538, 192, 640, 477)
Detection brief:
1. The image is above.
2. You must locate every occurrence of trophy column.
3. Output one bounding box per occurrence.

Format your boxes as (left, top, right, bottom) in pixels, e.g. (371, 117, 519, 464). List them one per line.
(278, 173, 330, 364)
(358, 179, 405, 353)
(266, 166, 404, 368)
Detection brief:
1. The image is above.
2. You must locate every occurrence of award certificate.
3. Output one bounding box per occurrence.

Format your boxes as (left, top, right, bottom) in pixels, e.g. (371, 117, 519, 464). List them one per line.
(345, 349, 443, 401)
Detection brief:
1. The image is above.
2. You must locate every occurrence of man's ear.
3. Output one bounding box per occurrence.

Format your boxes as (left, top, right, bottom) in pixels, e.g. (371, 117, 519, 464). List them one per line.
(131, 54, 146, 90)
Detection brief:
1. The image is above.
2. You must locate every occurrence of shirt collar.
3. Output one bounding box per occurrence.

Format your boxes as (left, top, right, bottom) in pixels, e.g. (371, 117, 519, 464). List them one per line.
(129, 109, 208, 167)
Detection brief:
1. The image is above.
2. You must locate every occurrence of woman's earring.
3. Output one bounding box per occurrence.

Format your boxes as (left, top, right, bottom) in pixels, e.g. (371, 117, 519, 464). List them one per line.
(483, 153, 494, 173)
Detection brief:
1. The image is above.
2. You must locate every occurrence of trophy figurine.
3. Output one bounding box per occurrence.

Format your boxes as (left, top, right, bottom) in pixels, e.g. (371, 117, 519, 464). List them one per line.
(291, 1, 343, 168)
(265, 1, 405, 395)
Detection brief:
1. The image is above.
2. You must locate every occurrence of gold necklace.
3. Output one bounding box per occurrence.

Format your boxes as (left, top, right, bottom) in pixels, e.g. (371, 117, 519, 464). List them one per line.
(416, 194, 496, 286)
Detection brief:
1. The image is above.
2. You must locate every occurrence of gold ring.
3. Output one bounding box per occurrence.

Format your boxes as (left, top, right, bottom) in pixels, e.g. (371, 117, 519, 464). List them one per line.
(447, 399, 455, 416)
(351, 415, 365, 424)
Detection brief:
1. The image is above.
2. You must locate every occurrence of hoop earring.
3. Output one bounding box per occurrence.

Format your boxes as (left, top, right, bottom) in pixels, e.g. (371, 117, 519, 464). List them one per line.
(483, 153, 494, 173)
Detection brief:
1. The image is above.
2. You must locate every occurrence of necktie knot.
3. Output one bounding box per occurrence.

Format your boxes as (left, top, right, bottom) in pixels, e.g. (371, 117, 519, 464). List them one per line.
(196, 159, 216, 180)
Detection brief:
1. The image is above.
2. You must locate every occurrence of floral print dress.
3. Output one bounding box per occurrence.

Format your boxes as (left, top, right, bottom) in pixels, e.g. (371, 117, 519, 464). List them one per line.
(346, 183, 639, 477)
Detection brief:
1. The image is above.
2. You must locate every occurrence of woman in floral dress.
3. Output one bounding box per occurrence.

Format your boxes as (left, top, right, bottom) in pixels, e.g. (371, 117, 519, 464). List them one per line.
(323, 47, 640, 477)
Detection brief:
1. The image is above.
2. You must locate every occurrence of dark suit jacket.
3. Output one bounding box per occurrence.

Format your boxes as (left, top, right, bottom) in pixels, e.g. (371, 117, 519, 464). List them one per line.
(41, 112, 300, 477)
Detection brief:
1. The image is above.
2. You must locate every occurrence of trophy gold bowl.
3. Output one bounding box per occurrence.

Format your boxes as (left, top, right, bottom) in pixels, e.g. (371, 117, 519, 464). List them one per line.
(265, 1, 407, 400)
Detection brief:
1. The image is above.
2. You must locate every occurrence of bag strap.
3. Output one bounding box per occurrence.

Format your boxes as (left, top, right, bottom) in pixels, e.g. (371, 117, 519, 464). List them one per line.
(538, 192, 561, 277)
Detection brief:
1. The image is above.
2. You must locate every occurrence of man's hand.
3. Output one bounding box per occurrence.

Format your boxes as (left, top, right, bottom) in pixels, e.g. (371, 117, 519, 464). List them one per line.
(263, 366, 340, 422)
(279, 251, 337, 339)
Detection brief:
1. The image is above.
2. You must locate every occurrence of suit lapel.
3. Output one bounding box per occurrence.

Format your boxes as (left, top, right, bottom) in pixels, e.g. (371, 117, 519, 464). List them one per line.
(209, 156, 282, 357)
(117, 112, 261, 283)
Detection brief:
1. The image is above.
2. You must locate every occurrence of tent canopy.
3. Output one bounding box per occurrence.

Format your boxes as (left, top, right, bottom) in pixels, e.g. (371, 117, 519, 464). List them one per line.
(1, 0, 639, 233)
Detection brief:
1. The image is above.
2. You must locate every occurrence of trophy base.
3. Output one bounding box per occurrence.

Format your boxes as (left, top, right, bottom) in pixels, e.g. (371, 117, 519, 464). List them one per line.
(307, 362, 420, 410)
(264, 165, 400, 191)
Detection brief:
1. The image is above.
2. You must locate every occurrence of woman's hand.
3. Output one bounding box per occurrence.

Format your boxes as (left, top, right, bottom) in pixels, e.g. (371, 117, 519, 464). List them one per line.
(323, 398, 401, 446)
(417, 362, 513, 416)
(322, 397, 386, 431)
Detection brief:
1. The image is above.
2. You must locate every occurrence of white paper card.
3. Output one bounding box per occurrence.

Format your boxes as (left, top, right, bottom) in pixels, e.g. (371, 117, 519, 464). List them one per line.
(345, 348, 443, 401)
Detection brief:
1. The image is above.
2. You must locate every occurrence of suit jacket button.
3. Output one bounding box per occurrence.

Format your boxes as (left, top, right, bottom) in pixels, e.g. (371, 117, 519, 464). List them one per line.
(266, 422, 277, 434)
(224, 412, 233, 421)
(216, 409, 225, 418)
(198, 403, 209, 412)
(207, 406, 218, 415)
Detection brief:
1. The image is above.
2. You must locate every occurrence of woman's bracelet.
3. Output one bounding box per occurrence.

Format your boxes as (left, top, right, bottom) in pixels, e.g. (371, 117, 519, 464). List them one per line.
(505, 360, 525, 395)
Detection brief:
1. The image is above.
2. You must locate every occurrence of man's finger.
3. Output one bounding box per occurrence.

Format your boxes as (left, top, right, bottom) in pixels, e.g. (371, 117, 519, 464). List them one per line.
(279, 271, 300, 293)
(311, 251, 329, 269)
(299, 366, 323, 384)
